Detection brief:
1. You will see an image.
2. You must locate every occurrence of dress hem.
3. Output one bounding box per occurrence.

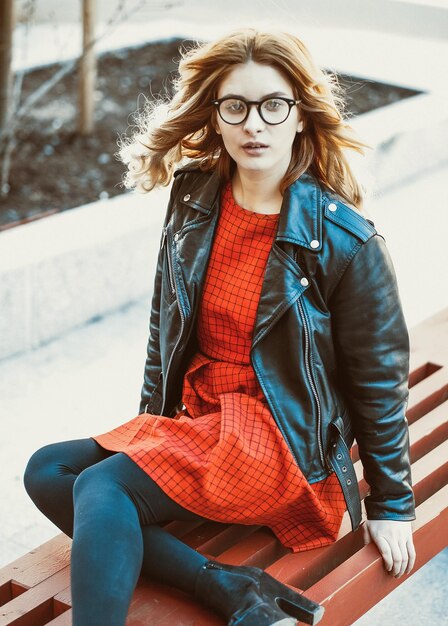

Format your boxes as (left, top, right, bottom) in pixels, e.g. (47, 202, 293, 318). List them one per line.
(93, 436, 344, 554)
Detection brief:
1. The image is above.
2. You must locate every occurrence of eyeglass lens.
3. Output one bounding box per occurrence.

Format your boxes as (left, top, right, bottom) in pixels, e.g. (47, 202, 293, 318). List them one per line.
(218, 98, 292, 124)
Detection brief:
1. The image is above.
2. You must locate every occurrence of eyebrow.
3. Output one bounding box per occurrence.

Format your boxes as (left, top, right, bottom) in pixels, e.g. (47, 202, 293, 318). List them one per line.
(220, 91, 292, 99)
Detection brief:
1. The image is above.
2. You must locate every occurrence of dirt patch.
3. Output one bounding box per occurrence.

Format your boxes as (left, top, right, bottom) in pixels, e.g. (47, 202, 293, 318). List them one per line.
(0, 38, 421, 230)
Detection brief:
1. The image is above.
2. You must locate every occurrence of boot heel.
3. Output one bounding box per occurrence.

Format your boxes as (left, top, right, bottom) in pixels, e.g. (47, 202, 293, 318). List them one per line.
(259, 572, 325, 625)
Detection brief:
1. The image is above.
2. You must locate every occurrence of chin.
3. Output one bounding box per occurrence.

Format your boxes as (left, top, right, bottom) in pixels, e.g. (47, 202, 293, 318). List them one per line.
(235, 157, 273, 172)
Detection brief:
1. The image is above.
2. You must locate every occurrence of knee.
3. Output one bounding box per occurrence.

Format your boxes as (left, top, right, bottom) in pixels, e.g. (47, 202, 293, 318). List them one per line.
(72, 464, 96, 504)
(23, 443, 61, 502)
(72, 460, 139, 526)
(73, 462, 121, 509)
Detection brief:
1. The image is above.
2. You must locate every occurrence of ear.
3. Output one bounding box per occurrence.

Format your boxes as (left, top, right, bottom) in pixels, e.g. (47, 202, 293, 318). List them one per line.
(297, 120, 304, 133)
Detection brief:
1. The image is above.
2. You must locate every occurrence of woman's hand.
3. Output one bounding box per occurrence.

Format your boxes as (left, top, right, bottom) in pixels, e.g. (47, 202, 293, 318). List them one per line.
(362, 519, 416, 578)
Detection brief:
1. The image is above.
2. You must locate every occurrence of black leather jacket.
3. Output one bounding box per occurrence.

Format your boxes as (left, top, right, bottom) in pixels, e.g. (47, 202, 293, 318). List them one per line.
(139, 164, 416, 530)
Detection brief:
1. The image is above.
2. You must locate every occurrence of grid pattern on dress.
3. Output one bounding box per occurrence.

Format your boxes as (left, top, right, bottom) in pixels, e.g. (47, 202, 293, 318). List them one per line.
(94, 180, 347, 553)
(196, 182, 279, 364)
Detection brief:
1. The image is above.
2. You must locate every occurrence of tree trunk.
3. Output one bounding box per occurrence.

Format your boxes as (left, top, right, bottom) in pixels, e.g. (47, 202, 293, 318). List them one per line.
(79, 0, 96, 135)
(0, 0, 14, 133)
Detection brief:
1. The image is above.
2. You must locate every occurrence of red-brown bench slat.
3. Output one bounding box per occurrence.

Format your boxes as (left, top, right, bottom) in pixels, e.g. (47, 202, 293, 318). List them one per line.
(0, 568, 70, 626)
(215, 526, 288, 568)
(407, 365, 448, 425)
(408, 357, 442, 388)
(306, 484, 448, 626)
(0, 534, 69, 589)
(351, 360, 447, 462)
(408, 439, 448, 505)
(408, 399, 448, 462)
(257, 435, 447, 589)
(45, 613, 72, 626)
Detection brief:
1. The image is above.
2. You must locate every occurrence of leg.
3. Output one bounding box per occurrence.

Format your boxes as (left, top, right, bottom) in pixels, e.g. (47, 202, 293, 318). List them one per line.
(25, 440, 323, 625)
(71, 455, 323, 625)
(70, 452, 209, 626)
(23, 438, 113, 537)
(24, 438, 209, 593)
(70, 455, 142, 626)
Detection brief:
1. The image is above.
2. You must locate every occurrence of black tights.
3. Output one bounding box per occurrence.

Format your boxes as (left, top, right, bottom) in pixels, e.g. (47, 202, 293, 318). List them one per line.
(23, 438, 210, 626)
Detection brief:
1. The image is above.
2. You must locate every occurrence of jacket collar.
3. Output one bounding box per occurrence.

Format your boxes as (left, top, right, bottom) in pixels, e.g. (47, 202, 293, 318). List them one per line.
(178, 166, 323, 252)
(276, 171, 323, 252)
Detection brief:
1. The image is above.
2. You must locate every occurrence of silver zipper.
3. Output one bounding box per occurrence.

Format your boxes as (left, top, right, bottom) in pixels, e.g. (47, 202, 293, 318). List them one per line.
(160, 229, 186, 415)
(293, 249, 326, 468)
(204, 562, 223, 570)
(161, 226, 176, 295)
(297, 297, 326, 469)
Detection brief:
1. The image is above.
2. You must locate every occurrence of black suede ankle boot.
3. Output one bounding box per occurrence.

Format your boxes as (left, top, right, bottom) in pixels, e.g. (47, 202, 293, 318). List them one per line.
(194, 559, 324, 626)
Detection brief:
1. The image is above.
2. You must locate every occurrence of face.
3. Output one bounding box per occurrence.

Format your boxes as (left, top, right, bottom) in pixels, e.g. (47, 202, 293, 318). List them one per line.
(214, 61, 303, 180)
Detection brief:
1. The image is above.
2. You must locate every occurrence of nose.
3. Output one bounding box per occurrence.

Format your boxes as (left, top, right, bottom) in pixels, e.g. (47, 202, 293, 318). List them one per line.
(242, 104, 265, 133)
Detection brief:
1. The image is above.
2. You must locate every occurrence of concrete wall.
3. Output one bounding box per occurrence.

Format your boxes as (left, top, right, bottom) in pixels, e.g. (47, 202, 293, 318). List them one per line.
(0, 187, 169, 360)
(14, 0, 448, 40)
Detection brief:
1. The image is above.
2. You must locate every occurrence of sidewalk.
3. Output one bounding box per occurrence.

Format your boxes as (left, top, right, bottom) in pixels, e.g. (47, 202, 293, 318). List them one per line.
(1, 164, 447, 624)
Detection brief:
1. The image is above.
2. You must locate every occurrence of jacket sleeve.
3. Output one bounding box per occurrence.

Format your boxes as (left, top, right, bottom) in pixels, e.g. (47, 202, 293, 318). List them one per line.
(329, 233, 416, 521)
(138, 176, 181, 415)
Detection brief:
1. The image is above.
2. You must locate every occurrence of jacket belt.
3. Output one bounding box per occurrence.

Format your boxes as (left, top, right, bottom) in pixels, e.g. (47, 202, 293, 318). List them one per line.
(328, 416, 362, 530)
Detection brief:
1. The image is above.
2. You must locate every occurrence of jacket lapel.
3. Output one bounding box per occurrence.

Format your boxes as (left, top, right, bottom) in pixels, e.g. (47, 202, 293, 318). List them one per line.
(251, 243, 309, 348)
(252, 172, 323, 347)
(275, 171, 323, 251)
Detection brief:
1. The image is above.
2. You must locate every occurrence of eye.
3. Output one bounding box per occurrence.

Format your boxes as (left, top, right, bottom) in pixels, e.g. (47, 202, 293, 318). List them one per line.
(223, 99, 246, 113)
(263, 98, 287, 111)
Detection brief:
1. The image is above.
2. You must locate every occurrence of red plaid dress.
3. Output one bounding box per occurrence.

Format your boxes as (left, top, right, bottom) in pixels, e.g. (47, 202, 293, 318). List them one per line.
(94, 180, 346, 552)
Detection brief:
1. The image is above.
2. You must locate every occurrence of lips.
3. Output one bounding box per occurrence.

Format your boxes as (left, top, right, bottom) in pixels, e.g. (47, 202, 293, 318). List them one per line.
(242, 142, 268, 148)
(241, 142, 269, 156)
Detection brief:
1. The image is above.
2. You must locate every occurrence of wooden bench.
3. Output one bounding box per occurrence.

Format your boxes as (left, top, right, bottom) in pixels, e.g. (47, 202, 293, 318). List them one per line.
(1, 308, 447, 626)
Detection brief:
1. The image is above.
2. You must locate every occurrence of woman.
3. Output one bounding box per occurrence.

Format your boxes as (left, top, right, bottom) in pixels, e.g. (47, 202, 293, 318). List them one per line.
(24, 28, 416, 626)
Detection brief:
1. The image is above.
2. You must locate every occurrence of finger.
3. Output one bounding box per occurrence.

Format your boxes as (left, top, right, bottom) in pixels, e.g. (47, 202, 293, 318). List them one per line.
(390, 543, 404, 577)
(375, 536, 393, 572)
(395, 540, 408, 578)
(405, 538, 417, 574)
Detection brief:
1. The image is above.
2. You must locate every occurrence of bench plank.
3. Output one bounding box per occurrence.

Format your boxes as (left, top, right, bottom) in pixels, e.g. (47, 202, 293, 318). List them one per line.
(0, 568, 70, 626)
(0, 534, 70, 589)
(408, 400, 448, 461)
(307, 485, 448, 626)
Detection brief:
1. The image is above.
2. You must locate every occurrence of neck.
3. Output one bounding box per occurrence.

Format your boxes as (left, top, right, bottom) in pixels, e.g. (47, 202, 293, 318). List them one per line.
(232, 169, 284, 215)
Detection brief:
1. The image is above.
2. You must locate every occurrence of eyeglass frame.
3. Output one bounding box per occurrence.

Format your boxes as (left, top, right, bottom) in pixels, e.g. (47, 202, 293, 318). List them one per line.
(212, 96, 302, 126)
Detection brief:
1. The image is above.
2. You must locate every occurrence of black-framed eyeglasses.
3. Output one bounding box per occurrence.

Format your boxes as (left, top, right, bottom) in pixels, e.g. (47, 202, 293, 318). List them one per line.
(212, 96, 301, 125)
